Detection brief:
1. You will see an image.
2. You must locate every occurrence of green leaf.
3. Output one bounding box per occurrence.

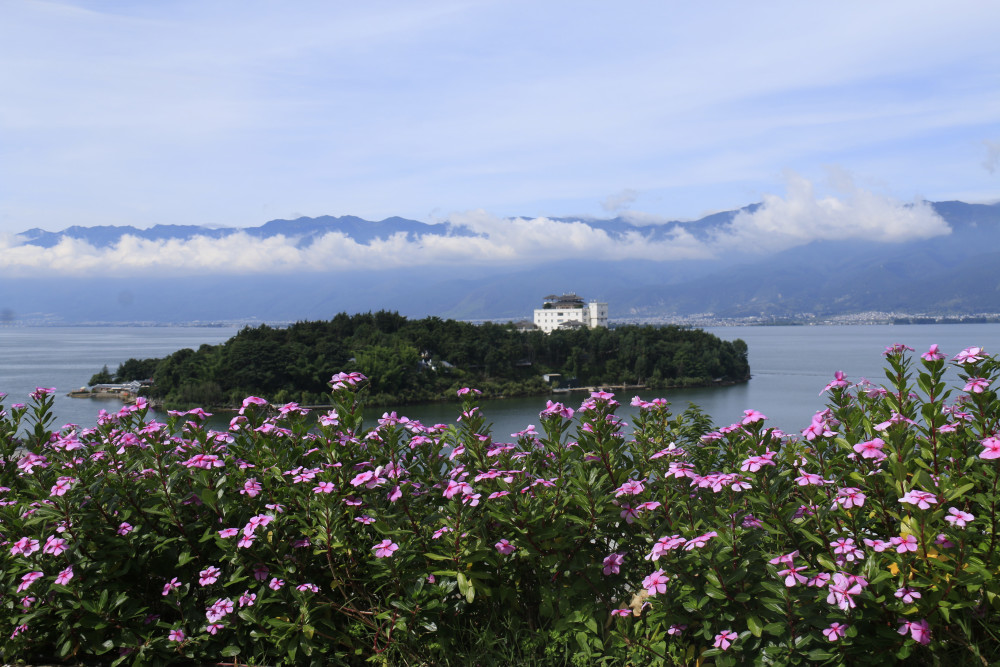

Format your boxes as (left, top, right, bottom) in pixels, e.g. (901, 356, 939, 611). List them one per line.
(808, 649, 835, 660)
(763, 622, 785, 637)
(946, 483, 975, 501)
(704, 584, 727, 600)
(747, 615, 763, 637)
(220, 646, 241, 657)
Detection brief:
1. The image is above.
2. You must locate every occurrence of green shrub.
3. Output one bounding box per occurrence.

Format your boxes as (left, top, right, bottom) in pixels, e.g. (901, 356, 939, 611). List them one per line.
(0, 344, 998, 665)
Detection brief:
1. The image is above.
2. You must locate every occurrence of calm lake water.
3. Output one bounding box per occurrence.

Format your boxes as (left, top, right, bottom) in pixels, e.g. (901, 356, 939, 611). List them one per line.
(1, 324, 997, 437)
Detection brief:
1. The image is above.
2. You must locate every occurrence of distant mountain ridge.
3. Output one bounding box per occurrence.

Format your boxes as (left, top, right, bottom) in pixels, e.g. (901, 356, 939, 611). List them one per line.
(4, 200, 1000, 324)
(14, 205, 770, 249)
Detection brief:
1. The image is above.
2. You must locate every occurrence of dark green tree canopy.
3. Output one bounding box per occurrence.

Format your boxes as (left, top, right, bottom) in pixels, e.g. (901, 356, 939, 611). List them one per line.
(111, 312, 749, 408)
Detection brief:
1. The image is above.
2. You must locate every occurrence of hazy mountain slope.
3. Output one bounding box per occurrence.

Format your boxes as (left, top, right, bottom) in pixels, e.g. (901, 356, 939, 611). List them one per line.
(4, 200, 998, 324)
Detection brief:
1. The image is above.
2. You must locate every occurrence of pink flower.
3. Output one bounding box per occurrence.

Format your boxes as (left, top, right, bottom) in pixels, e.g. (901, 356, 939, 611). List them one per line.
(55, 565, 74, 585)
(768, 550, 800, 566)
(895, 586, 922, 604)
(494, 539, 516, 555)
(373, 539, 399, 558)
(898, 618, 931, 645)
(218, 528, 239, 538)
(614, 479, 645, 496)
(794, 472, 831, 486)
(802, 411, 837, 439)
(603, 553, 624, 575)
(610, 609, 631, 617)
(954, 347, 985, 364)
(777, 565, 809, 587)
(50, 477, 75, 497)
(642, 569, 669, 596)
(807, 572, 831, 588)
(935, 534, 955, 548)
(241, 478, 262, 497)
(741, 409, 767, 424)
(741, 452, 777, 473)
(11, 537, 40, 557)
(168, 629, 186, 642)
(713, 630, 738, 650)
(240, 395, 268, 410)
(443, 480, 473, 499)
(199, 566, 221, 586)
(43, 535, 67, 556)
(853, 438, 886, 461)
(17, 571, 43, 593)
(823, 622, 847, 641)
(820, 371, 849, 394)
(892, 535, 919, 553)
(945, 507, 974, 527)
(541, 400, 574, 420)
(206, 597, 234, 622)
(313, 481, 335, 494)
(619, 504, 640, 524)
(239, 590, 256, 607)
(899, 490, 938, 510)
(980, 436, 1000, 459)
(297, 583, 319, 592)
(921, 344, 944, 361)
(117, 522, 133, 536)
(162, 577, 181, 596)
(206, 623, 224, 635)
(831, 537, 863, 562)
(863, 538, 892, 552)
(683, 531, 717, 550)
(826, 572, 863, 611)
(648, 535, 686, 561)
(330, 371, 367, 389)
(355, 515, 375, 525)
(269, 578, 284, 590)
(833, 487, 866, 510)
(964, 377, 990, 394)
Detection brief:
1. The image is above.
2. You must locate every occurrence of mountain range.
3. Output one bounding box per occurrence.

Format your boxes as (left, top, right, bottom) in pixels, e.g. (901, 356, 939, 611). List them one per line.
(3, 200, 999, 325)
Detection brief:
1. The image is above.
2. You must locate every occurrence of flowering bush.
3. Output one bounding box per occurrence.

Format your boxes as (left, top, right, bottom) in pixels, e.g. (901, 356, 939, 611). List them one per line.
(1, 346, 999, 665)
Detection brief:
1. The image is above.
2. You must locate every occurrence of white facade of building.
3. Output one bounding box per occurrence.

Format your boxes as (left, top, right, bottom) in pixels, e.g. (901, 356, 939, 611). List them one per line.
(532, 294, 608, 333)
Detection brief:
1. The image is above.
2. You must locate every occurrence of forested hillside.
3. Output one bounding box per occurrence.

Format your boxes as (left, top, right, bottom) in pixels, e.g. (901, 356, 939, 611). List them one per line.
(105, 312, 749, 407)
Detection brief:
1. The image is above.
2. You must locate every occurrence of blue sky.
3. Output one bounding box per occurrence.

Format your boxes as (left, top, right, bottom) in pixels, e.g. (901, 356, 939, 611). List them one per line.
(1, 0, 998, 248)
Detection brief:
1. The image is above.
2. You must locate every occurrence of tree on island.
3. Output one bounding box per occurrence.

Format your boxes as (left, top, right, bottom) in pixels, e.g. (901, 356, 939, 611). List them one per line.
(104, 312, 750, 408)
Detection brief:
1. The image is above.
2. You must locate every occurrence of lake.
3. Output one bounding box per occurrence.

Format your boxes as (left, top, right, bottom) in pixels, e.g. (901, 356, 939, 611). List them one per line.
(1, 324, 997, 437)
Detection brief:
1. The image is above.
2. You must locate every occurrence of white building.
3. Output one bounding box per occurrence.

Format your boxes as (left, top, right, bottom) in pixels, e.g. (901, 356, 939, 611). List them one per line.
(532, 293, 608, 333)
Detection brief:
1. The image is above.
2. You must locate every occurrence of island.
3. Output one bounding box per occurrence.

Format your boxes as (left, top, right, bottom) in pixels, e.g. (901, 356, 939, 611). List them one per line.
(91, 312, 750, 408)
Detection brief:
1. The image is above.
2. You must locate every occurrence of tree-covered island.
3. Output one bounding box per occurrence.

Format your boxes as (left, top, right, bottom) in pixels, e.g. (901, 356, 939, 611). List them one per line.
(94, 312, 749, 408)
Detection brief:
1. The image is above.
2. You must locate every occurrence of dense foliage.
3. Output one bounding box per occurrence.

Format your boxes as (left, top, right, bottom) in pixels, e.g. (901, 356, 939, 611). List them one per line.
(2, 343, 1000, 665)
(101, 312, 749, 408)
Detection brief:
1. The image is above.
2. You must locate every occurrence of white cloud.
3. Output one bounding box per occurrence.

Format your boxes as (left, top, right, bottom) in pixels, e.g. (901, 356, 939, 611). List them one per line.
(716, 171, 950, 252)
(0, 172, 952, 276)
(984, 140, 1000, 174)
(601, 189, 639, 213)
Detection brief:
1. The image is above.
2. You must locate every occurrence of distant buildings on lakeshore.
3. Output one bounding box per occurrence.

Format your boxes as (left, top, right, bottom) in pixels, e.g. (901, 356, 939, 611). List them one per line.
(531, 293, 608, 333)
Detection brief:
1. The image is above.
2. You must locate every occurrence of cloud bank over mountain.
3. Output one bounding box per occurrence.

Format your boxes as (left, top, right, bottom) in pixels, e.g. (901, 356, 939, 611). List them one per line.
(0, 176, 950, 276)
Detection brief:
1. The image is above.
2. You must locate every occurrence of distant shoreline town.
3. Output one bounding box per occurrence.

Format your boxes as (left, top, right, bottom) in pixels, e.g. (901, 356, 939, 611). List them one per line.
(5, 311, 1000, 328)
